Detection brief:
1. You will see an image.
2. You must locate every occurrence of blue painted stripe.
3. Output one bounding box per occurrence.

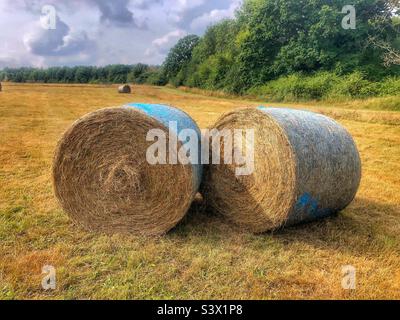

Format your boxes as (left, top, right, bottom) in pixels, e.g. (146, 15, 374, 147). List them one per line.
(124, 103, 202, 191)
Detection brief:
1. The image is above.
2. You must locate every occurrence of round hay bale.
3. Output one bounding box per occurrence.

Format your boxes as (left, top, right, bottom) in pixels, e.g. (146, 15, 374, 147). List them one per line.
(118, 84, 131, 94)
(53, 103, 202, 235)
(0, 82, 2, 92)
(202, 107, 361, 233)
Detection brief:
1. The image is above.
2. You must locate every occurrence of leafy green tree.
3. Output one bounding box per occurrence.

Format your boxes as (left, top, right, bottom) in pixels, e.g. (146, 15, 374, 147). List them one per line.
(235, 0, 395, 89)
(163, 34, 200, 85)
(163, 0, 399, 93)
(75, 66, 92, 83)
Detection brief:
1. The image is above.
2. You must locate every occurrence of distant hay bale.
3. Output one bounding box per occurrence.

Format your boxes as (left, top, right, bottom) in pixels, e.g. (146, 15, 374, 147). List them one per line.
(118, 84, 131, 94)
(53, 103, 202, 236)
(0, 82, 2, 92)
(202, 107, 361, 233)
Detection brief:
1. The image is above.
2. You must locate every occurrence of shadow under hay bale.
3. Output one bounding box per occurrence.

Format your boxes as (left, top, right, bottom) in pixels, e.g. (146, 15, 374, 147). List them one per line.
(53, 103, 202, 236)
(118, 84, 131, 94)
(202, 107, 362, 233)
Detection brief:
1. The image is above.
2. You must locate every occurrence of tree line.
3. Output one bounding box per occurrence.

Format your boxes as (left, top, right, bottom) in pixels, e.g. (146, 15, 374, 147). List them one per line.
(1, 0, 399, 100)
(162, 0, 400, 94)
(0, 64, 166, 85)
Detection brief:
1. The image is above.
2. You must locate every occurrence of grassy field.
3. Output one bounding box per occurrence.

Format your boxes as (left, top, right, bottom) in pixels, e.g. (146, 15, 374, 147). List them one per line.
(0, 83, 399, 300)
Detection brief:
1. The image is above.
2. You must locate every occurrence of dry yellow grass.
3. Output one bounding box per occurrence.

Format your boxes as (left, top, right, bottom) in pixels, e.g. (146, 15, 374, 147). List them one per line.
(0, 82, 399, 300)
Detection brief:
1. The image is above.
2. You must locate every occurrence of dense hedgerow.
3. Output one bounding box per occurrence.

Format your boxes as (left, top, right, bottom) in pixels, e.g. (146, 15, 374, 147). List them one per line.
(248, 72, 400, 102)
(162, 0, 400, 97)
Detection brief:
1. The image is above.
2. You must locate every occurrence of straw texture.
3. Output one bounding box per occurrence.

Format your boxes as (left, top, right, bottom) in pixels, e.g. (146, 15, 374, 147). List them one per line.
(53, 104, 201, 235)
(202, 107, 362, 233)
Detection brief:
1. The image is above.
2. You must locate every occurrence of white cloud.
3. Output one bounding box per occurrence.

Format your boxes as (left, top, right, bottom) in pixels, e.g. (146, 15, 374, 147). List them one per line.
(24, 15, 95, 57)
(0, 0, 242, 67)
(190, 1, 240, 32)
(165, 0, 206, 24)
(153, 29, 187, 47)
(145, 29, 187, 61)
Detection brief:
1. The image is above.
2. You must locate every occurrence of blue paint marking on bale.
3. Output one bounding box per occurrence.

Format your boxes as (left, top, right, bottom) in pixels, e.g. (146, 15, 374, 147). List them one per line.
(124, 103, 202, 190)
(294, 193, 333, 223)
(257, 106, 360, 226)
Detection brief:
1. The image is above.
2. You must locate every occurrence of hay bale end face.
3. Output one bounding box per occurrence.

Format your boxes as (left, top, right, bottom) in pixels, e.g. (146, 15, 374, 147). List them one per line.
(118, 84, 131, 94)
(53, 104, 202, 236)
(202, 107, 361, 233)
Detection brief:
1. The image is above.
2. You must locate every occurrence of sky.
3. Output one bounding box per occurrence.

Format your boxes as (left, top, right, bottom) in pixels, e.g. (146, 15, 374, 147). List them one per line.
(0, 0, 242, 68)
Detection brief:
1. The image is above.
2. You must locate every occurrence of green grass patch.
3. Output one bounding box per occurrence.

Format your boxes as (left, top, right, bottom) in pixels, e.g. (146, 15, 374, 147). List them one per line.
(248, 72, 400, 111)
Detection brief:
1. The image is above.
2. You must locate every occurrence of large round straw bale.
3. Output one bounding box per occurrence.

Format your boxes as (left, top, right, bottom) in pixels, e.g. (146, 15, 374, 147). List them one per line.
(202, 107, 361, 233)
(118, 84, 131, 93)
(53, 103, 202, 235)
